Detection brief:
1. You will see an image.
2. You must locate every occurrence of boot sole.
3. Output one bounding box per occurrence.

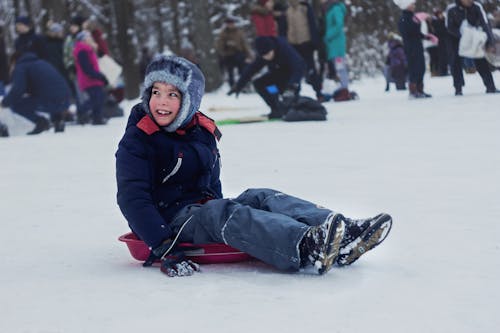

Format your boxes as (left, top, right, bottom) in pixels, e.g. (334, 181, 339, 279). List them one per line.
(337, 214, 392, 266)
(317, 214, 346, 275)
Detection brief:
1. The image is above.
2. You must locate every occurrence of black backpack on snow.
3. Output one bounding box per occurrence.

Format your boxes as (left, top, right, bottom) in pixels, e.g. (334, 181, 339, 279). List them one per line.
(282, 96, 327, 122)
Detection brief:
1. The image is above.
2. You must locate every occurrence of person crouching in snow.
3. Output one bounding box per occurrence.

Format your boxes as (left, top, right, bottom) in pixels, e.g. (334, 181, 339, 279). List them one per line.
(395, 0, 435, 98)
(115, 55, 393, 277)
(1, 51, 71, 134)
(227, 36, 305, 119)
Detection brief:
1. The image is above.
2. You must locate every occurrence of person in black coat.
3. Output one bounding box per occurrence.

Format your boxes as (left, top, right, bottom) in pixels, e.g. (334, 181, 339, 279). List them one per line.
(396, 1, 432, 98)
(430, 10, 449, 76)
(0, 25, 9, 96)
(14, 16, 47, 60)
(1, 52, 71, 134)
(44, 22, 69, 84)
(446, 0, 498, 95)
(228, 36, 306, 118)
(286, 0, 323, 100)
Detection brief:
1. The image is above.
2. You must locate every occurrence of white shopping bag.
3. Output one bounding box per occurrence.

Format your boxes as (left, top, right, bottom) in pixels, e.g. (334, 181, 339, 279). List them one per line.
(458, 20, 487, 58)
(98, 55, 122, 88)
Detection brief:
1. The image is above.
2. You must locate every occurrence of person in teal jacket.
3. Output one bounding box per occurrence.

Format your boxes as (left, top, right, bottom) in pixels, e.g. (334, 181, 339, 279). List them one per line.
(322, 0, 351, 100)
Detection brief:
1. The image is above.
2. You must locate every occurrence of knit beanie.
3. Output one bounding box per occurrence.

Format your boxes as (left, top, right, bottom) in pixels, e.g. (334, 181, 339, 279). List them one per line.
(142, 55, 205, 132)
(49, 22, 64, 34)
(255, 36, 277, 56)
(75, 30, 91, 41)
(70, 15, 86, 27)
(15, 16, 32, 26)
(393, 0, 415, 10)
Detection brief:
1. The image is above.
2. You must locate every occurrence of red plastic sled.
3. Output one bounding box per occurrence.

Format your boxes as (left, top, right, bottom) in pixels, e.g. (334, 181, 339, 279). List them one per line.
(118, 232, 252, 264)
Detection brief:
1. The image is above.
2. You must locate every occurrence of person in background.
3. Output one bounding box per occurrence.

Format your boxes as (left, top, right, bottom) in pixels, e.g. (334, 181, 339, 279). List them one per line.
(321, 0, 352, 101)
(0, 25, 8, 96)
(446, 0, 499, 95)
(385, 34, 407, 91)
(273, 1, 288, 37)
(215, 17, 252, 88)
(14, 16, 47, 60)
(1, 51, 71, 134)
(316, 3, 336, 82)
(395, 0, 434, 98)
(63, 15, 86, 118)
(115, 54, 393, 277)
(73, 30, 108, 125)
(83, 18, 110, 58)
(430, 9, 449, 76)
(44, 22, 68, 82)
(228, 36, 306, 119)
(0, 27, 9, 137)
(251, 0, 278, 37)
(286, 0, 323, 101)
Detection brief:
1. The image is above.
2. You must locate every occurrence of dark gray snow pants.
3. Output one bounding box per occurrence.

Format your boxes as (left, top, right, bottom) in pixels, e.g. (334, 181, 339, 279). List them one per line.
(170, 188, 334, 271)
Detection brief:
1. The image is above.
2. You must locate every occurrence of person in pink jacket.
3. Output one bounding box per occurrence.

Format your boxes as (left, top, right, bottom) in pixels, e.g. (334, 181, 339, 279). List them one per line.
(73, 30, 108, 125)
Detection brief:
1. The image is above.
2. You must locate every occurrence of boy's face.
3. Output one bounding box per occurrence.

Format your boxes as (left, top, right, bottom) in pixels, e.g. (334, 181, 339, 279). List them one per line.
(149, 82, 182, 127)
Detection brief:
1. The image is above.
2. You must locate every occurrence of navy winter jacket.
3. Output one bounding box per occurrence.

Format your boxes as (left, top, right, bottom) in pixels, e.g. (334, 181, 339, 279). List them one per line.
(398, 10, 425, 61)
(398, 10, 426, 82)
(14, 30, 47, 60)
(2, 52, 70, 108)
(115, 104, 222, 248)
(236, 36, 305, 91)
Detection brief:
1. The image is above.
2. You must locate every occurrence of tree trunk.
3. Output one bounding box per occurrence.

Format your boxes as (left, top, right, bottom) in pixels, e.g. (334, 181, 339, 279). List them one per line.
(111, 0, 140, 99)
(170, 0, 181, 54)
(41, 0, 67, 28)
(188, 0, 222, 92)
(155, 0, 165, 53)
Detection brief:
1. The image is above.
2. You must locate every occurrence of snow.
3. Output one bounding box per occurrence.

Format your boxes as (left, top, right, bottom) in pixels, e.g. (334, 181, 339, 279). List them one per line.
(1, 72, 499, 333)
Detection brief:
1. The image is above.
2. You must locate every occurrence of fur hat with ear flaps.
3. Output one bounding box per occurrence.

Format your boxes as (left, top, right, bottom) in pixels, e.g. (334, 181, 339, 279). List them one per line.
(142, 55, 205, 132)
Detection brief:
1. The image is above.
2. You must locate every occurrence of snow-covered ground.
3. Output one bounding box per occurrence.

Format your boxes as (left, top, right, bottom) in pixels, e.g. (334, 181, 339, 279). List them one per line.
(1, 72, 499, 333)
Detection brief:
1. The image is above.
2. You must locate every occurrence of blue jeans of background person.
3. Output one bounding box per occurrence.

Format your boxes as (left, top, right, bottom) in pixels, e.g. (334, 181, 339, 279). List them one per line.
(169, 188, 335, 271)
(10, 95, 70, 123)
(332, 57, 349, 89)
(81, 86, 105, 121)
(0, 80, 5, 96)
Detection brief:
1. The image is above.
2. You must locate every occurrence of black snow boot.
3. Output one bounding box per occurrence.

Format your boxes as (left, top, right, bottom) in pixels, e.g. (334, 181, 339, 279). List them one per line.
(267, 101, 287, 119)
(300, 213, 345, 275)
(417, 83, 432, 98)
(51, 112, 65, 133)
(27, 117, 50, 135)
(337, 213, 393, 266)
(0, 122, 9, 137)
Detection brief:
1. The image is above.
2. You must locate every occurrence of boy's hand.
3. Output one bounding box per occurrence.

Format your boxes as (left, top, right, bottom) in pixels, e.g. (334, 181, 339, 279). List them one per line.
(160, 251, 201, 277)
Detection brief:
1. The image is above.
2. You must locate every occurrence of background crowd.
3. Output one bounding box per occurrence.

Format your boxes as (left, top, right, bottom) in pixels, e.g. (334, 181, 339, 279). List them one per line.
(1, 0, 499, 137)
